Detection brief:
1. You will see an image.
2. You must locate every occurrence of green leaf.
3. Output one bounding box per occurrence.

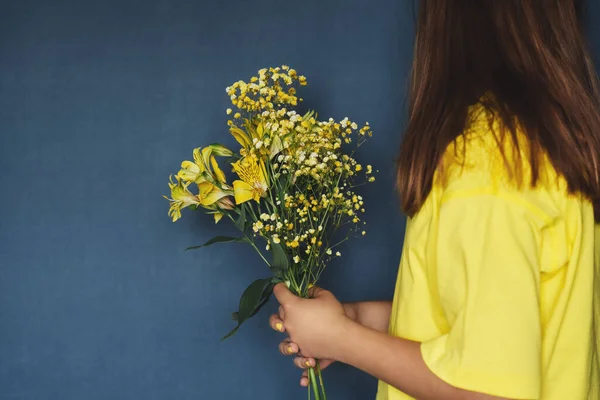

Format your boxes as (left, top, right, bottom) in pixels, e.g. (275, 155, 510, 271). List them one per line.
(270, 242, 289, 271)
(185, 236, 245, 251)
(221, 326, 239, 341)
(231, 312, 239, 321)
(221, 278, 274, 341)
(269, 266, 283, 279)
(235, 205, 246, 231)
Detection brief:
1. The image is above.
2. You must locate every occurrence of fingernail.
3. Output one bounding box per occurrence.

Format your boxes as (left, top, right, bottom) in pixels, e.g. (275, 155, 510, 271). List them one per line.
(275, 322, 283, 332)
(305, 360, 311, 367)
(287, 346, 294, 354)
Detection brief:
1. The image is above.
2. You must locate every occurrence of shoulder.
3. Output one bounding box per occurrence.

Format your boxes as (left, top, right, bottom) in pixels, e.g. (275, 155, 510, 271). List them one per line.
(432, 103, 574, 225)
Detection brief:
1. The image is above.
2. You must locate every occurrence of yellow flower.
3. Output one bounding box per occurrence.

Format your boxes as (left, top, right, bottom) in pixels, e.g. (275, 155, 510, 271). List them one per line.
(177, 145, 232, 185)
(231, 157, 268, 204)
(165, 174, 234, 223)
(165, 175, 201, 222)
(253, 221, 264, 232)
(197, 181, 229, 207)
(230, 126, 252, 148)
(177, 148, 204, 183)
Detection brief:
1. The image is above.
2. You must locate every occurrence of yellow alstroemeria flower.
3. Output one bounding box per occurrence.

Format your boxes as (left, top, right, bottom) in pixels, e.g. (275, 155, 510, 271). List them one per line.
(177, 144, 232, 185)
(178, 148, 206, 183)
(231, 157, 269, 204)
(165, 175, 234, 223)
(164, 175, 201, 222)
(197, 181, 230, 207)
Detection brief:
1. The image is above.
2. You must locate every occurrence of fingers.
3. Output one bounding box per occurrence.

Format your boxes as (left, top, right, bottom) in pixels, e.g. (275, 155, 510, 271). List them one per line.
(297, 358, 335, 387)
(307, 285, 331, 299)
(278, 339, 298, 356)
(293, 356, 315, 370)
(306, 285, 322, 298)
(273, 283, 296, 305)
(269, 313, 284, 332)
(300, 370, 309, 387)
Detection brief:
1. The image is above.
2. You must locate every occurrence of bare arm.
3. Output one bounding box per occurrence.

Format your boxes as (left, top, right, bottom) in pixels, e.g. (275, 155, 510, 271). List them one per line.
(334, 320, 512, 400)
(343, 301, 392, 332)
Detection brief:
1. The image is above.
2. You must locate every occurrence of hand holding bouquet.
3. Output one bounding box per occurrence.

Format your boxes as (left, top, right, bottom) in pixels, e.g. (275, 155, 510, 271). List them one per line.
(165, 66, 375, 399)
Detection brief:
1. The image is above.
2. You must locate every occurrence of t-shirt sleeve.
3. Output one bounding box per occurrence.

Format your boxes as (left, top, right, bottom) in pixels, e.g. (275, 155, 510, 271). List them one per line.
(420, 193, 542, 399)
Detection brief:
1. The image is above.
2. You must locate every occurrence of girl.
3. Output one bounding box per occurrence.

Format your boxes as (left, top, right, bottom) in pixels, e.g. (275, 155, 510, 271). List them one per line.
(269, 1, 600, 399)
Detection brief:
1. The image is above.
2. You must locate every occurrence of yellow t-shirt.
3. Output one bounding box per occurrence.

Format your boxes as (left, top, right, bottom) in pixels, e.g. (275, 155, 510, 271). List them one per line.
(376, 104, 600, 400)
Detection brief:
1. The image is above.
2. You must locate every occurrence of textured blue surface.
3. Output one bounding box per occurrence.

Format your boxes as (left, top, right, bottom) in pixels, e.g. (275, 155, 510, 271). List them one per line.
(0, 1, 598, 399)
(0, 1, 411, 399)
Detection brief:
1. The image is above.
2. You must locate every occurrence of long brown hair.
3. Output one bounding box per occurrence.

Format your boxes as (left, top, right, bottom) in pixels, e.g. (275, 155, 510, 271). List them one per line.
(397, 0, 600, 220)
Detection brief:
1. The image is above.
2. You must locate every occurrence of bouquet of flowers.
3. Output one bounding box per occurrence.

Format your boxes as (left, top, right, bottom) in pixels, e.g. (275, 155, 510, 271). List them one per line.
(164, 65, 374, 399)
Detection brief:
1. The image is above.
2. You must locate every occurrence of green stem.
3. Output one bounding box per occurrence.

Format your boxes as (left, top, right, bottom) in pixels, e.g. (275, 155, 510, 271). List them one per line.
(316, 361, 327, 400)
(226, 214, 270, 267)
(247, 239, 271, 266)
(308, 367, 321, 400)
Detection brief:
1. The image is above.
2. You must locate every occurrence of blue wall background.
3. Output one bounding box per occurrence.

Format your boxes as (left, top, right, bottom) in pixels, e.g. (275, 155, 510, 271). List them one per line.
(0, 1, 598, 399)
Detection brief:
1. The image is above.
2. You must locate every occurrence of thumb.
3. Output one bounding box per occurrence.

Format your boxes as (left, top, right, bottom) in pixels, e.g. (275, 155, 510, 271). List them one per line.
(273, 283, 296, 305)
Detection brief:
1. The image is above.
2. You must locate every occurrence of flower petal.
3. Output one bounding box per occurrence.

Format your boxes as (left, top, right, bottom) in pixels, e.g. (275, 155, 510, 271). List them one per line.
(233, 180, 254, 204)
(269, 135, 283, 159)
(210, 156, 227, 183)
(201, 147, 213, 169)
(178, 160, 202, 182)
(197, 181, 214, 199)
(192, 148, 205, 170)
(230, 126, 251, 148)
(203, 187, 229, 206)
